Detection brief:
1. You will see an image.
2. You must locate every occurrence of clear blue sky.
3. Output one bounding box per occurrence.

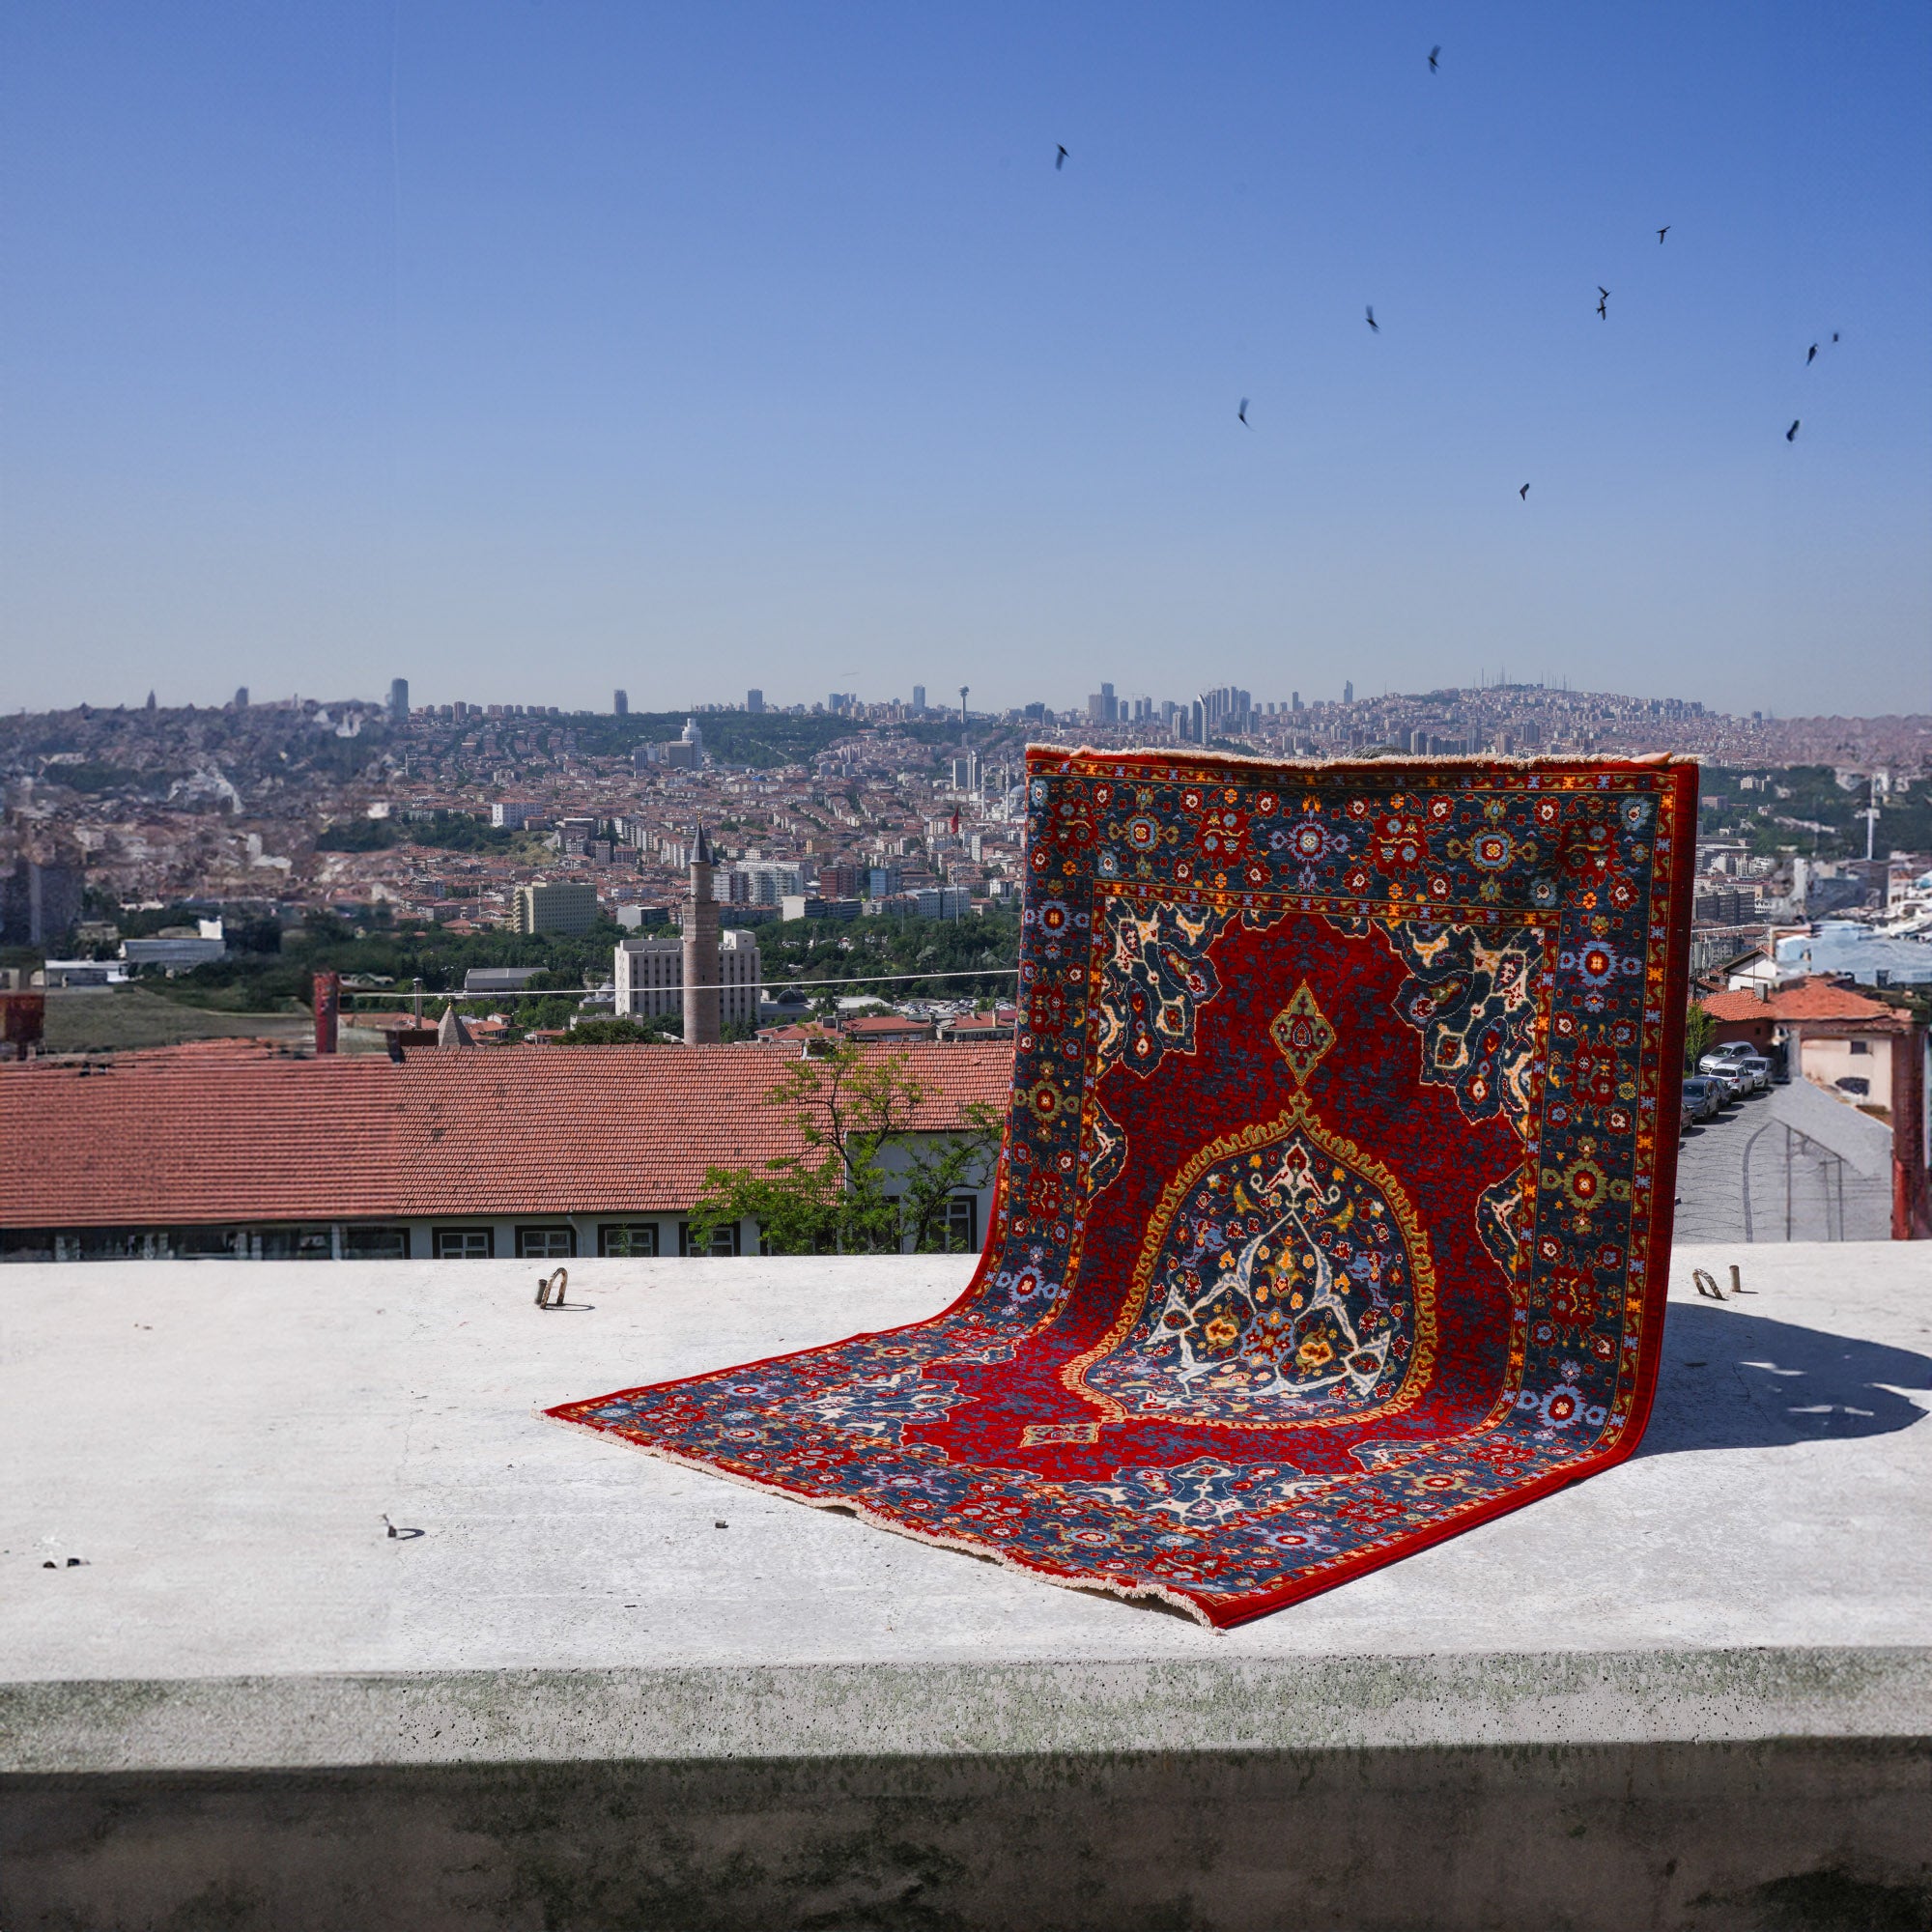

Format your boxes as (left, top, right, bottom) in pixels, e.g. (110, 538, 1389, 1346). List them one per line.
(3, 2, 1927, 718)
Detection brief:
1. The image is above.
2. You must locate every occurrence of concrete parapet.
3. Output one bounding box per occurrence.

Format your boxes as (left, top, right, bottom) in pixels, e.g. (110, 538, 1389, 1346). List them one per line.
(3, 1247, 1929, 1928)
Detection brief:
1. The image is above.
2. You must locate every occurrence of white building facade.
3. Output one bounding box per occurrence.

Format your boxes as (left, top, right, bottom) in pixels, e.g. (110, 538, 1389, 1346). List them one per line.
(615, 927, 761, 1031)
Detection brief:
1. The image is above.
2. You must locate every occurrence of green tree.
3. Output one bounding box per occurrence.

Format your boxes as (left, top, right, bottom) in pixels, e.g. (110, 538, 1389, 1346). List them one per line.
(1684, 999, 1716, 1071)
(554, 1016, 680, 1045)
(689, 1040, 1001, 1255)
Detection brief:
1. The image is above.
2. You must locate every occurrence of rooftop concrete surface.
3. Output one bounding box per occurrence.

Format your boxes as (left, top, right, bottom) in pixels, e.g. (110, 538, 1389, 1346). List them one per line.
(3, 1245, 1929, 1773)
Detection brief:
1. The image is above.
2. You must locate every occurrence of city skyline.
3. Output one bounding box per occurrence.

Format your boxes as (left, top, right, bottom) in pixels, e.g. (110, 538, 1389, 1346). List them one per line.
(13, 670, 1923, 728)
(3, 4, 1928, 718)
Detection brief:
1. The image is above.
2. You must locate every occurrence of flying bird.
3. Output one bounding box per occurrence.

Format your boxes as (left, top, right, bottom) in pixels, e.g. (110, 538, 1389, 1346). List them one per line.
(1429, 45, 1440, 71)
(1055, 145, 1067, 170)
(1806, 343, 1818, 365)
(1598, 287, 1610, 300)
(1833, 331, 1840, 342)
(1597, 298, 1608, 319)
(1786, 420, 1801, 441)
(1365, 305, 1378, 332)
(1238, 397, 1250, 426)
(1520, 484, 1530, 500)
(1657, 226, 1670, 243)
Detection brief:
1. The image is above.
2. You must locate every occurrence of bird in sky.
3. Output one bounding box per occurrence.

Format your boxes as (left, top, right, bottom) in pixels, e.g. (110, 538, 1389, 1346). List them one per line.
(1238, 398, 1250, 427)
(1657, 226, 1670, 243)
(1520, 484, 1530, 500)
(1833, 331, 1840, 343)
(1366, 305, 1378, 332)
(1429, 45, 1440, 71)
(1806, 343, 1818, 365)
(1787, 420, 1801, 441)
(1055, 145, 1067, 170)
(1597, 296, 1608, 320)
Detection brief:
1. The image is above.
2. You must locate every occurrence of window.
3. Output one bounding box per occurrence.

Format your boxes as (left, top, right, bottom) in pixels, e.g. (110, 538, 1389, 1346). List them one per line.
(434, 1227, 495, 1260)
(258, 1225, 334, 1261)
(1834, 1076, 1871, 1097)
(344, 1225, 410, 1260)
(1849, 1039, 1870, 1055)
(678, 1220, 741, 1257)
(598, 1223, 660, 1258)
(945, 1193, 980, 1254)
(171, 1225, 242, 1260)
(516, 1225, 577, 1260)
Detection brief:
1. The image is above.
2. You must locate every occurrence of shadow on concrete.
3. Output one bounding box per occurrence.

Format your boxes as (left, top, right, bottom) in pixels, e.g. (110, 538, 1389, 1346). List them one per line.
(1636, 1303, 1932, 1458)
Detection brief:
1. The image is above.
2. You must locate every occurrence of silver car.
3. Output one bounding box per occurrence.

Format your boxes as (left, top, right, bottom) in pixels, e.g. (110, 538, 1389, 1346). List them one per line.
(1698, 1063, 1744, 1105)
(1700, 1048, 1766, 1094)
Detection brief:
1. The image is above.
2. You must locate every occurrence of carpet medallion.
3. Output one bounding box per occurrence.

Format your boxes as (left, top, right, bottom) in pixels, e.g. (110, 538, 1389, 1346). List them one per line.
(550, 750, 1696, 1626)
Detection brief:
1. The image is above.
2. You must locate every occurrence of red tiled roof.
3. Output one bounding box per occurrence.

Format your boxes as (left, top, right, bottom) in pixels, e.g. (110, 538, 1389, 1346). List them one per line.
(1703, 981, 1900, 1026)
(0, 1039, 1014, 1229)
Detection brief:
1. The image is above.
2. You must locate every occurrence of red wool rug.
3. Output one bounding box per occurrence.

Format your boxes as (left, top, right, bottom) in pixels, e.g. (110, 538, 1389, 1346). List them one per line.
(550, 749, 1697, 1627)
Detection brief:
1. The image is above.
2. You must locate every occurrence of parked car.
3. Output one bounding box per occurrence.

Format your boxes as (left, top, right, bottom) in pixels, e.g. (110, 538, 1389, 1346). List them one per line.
(1700, 1064, 1744, 1105)
(1699, 1049, 1765, 1094)
(1680, 1076, 1721, 1122)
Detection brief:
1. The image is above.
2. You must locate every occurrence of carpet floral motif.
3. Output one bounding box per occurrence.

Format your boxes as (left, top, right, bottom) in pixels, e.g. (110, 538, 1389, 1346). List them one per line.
(550, 750, 1696, 1627)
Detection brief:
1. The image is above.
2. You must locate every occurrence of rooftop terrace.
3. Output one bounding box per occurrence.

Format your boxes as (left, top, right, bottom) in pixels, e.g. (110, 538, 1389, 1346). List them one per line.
(3, 1245, 1928, 1929)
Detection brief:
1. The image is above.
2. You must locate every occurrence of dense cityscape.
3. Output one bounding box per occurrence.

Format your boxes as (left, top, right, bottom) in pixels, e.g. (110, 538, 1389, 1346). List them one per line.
(3, 675, 1930, 1055)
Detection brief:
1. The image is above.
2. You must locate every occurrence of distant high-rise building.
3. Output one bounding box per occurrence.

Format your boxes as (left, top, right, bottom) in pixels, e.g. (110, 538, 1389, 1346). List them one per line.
(0, 837, 84, 949)
(389, 677, 410, 726)
(911, 685, 925, 712)
(512, 880, 597, 936)
(1291, 691, 1301, 711)
(1343, 681, 1354, 704)
(613, 689, 629, 716)
(617, 925, 759, 1031)
(747, 688, 764, 714)
(233, 687, 249, 710)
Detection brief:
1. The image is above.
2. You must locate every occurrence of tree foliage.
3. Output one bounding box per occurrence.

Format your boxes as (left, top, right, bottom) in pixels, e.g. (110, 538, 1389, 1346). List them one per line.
(315, 810, 521, 855)
(689, 1040, 1000, 1255)
(1684, 999, 1716, 1070)
(553, 1016, 681, 1045)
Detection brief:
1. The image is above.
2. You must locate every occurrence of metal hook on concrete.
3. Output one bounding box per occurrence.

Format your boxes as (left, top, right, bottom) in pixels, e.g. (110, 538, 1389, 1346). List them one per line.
(535, 1266, 568, 1309)
(1691, 1268, 1725, 1300)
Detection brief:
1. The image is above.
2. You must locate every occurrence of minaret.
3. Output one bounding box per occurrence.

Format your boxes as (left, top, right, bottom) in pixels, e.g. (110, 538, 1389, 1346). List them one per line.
(682, 822, 721, 1045)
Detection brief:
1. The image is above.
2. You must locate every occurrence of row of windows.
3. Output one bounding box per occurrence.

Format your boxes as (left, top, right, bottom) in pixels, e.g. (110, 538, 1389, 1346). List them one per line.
(0, 1221, 741, 1264)
(2, 1198, 980, 1262)
(433, 1223, 742, 1260)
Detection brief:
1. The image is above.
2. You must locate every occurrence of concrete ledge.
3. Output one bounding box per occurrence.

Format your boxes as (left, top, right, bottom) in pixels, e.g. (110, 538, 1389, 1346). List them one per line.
(5, 1646, 1931, 1776)
(4, 1244, 1929, 1928)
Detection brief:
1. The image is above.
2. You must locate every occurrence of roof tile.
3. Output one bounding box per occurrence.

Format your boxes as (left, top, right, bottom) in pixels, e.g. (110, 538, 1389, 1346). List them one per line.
(0, 1040, 1013, 1227)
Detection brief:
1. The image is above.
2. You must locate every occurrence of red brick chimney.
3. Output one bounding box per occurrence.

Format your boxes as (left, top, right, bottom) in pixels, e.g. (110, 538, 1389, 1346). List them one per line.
(313, 970, 340, 1056)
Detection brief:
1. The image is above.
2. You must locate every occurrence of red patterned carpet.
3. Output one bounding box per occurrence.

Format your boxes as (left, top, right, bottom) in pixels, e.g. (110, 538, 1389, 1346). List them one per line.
(551, 750, 1696, 1627)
